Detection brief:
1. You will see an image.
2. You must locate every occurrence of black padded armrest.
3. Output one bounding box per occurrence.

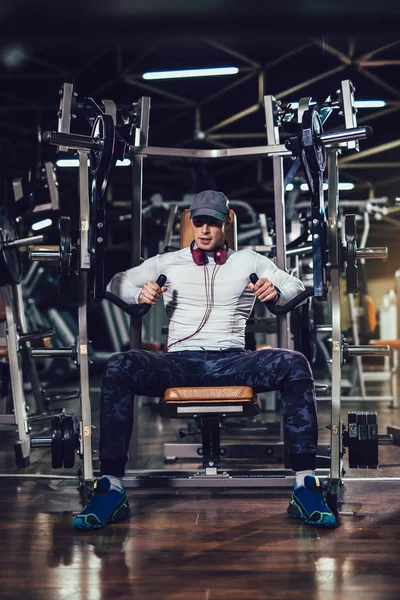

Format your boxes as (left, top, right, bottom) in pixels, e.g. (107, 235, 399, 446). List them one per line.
(249, 273, 313, 315)
(104, 274, 166, 317)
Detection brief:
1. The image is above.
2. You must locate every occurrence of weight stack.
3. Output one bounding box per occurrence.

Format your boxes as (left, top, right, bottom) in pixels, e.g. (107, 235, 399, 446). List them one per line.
(347, 411, 378, 469)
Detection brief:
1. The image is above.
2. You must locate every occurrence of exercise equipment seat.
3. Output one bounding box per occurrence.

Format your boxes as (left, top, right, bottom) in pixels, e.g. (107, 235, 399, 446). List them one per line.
(161, 386, 261, 472)
(161, 385, 261, 418)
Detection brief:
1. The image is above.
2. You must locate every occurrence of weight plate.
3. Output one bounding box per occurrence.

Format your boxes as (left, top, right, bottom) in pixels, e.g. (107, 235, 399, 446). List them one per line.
(345, 214, 358, 293)
(88, 114, 116, 301)
(51, 415, 63, 469)
(0, 206, 23, 285)
(366, 412, 378, 469)
(62, 415, 76, 469)
(291, 297, 317, 365)
(347, 411, 379, 469)
(325, 478, 342, 516)
(59, 215, 72, 285)
(301, 108, 326, 175)
(347, 411, 359, 468)
(90, 114, 115, 190)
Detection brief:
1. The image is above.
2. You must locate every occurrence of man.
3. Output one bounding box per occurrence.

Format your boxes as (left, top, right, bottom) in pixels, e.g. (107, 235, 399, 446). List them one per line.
(73, 190, 336, 530)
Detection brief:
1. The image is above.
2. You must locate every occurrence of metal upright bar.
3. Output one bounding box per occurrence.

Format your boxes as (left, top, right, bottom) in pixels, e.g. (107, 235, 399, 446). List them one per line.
(12, 283, 46, 414)
(327, 149, 343, 483)
(264, 95, 290, 349)
(0, 285, 30, 466)
(78, 150, 93, 483)
(128, 97, 151, 470)
(130, 96, 151, 348)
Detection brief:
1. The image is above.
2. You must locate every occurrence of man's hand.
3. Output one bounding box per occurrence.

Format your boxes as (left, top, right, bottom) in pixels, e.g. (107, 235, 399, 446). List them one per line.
(138, 281, 168, 305)
(247, 277, 278, 303)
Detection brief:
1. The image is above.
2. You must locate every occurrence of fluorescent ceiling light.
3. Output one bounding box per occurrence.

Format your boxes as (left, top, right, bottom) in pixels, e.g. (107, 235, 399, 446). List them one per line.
(32, 218, 52, 231)
(289, 100, 386, 109)
(300, 182, 354, 191)
(142, 67, 239, 80)
(286, 183, 294, 191)
(56, 158, 131, 168)
(354, 100, 386, 108)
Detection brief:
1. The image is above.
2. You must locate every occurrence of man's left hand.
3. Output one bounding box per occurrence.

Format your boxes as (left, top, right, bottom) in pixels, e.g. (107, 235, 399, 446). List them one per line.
(247, 277, 278, 303)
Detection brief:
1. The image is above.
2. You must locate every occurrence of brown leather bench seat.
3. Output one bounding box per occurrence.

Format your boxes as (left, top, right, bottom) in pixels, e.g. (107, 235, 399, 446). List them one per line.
(161, 385, 261, 419)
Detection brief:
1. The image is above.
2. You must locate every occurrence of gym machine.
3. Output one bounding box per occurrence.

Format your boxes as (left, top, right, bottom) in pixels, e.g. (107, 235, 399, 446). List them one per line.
(40, 80, 394, 513)
(0, 206, 63, 467)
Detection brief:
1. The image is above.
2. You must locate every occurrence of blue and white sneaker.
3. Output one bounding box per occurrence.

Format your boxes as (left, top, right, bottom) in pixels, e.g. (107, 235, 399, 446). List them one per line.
(287, 475, 336, 528)
(73, 476, 130, 530)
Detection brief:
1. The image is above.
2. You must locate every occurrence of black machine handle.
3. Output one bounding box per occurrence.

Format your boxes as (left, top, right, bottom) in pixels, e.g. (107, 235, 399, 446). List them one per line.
(103, 275, 167, 317)
(249, 273, 313, 315)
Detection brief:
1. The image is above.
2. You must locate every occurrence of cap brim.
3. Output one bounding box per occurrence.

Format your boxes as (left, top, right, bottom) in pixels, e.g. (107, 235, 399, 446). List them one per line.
(190, 208, 227, 221)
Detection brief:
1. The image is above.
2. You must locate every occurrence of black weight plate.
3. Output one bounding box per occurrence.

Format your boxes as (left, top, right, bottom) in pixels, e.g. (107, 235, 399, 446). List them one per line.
(0, 206, 22, 285)
(301, 108, 326, 175)
(90, 114, 115, 188)
(62, 416, 76, 469)
(51, 415, 63, 469)
(290, 297, 316, 365)
(357, 411, 369, 468)
(345, 214, 358, 293)
(59, 216, 72, 280)
(89, 114, 115, 301)
(347, 411, 359, 468)
(325, 478, 341, 516)
(366, 412, 378, 469)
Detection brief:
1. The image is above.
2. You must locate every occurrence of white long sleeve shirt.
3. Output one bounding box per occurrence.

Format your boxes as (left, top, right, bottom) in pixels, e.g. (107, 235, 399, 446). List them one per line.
(107, 247, 305, 351)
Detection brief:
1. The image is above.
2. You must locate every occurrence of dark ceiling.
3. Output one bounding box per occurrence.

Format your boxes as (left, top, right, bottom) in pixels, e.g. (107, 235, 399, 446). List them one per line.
(2, 0, 400, 235)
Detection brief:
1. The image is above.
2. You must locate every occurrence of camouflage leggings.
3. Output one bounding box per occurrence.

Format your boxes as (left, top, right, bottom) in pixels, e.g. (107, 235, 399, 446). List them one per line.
(99, 348, 318, 476)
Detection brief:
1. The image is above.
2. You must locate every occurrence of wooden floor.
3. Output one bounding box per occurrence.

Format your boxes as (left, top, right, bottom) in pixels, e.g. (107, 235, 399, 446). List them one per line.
(1, 382, 400, 599)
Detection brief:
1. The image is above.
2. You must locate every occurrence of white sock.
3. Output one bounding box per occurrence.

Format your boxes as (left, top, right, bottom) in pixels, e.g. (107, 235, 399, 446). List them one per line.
(295, 470, 315, 488)
(102, 475, 123, 492)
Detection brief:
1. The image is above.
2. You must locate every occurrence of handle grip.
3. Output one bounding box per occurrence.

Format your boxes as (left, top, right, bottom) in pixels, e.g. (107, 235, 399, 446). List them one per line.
(103, 275, 167, 317)
(249, 273, 313, 315)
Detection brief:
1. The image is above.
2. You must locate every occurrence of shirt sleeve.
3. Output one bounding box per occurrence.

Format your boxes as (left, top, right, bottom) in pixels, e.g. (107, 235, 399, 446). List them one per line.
(106, 255, 161, 304)
(254, 253, 305, 305)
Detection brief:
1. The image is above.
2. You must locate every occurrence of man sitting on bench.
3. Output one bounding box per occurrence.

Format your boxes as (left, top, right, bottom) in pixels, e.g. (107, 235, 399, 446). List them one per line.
(73, 189, 336, 530)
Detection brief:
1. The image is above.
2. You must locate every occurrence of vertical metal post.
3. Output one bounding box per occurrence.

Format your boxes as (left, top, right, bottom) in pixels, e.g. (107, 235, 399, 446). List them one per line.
(1, 285, 30, 465)
(395, 270, 400, 339)
(12, 283, 45, 414)
(264, 95, 290, 349)
(128, 97, 151, 469)
(130, 97, 151, 348)
(327, 149, 342, 482)
(78, 150, 93, 482)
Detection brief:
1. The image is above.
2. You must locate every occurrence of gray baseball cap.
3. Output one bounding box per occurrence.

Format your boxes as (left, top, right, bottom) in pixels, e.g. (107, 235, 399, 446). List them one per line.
(189, 190, 230, 222)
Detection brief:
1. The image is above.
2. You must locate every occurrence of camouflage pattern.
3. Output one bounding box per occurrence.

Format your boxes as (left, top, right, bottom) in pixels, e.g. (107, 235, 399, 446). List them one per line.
(99, 348, 317, 472)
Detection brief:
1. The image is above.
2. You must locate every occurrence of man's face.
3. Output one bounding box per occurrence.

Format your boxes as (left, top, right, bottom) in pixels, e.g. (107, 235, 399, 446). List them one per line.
(191, 215, 226, 252)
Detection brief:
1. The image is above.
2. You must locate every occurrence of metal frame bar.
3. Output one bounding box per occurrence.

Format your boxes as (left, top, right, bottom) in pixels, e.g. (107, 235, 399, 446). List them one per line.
(0, 285, 30, 464)
(78, 150, 93, 482)
(327, 149, 343, 483)
(128, 96, 151, 470)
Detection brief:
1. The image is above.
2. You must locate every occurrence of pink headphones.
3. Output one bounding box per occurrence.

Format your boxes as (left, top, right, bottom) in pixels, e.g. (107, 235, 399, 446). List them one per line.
(190, 240, 229, 265)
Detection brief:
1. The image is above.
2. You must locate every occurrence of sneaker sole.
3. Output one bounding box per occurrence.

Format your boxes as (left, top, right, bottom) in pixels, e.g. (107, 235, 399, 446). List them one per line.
(287, 498, 336, 528)
(73, 496, 131, 530)
(288, 510, 336, 528)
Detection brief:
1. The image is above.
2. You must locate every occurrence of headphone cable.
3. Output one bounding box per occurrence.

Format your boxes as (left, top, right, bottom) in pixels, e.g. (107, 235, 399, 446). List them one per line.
(162, 263, 220, 353)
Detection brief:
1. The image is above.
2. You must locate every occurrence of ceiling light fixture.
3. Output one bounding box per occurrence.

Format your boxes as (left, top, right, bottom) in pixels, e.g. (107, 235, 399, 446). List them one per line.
(289, 100, 386, 109)
(300, 182, 355, 191)
(142, 67, 239, 80)
(56, 158, 131, 168)
(32, 218, 53, 231)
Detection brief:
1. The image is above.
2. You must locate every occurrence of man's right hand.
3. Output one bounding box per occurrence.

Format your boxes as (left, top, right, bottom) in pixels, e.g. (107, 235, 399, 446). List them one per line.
(138, 281, 168, 305)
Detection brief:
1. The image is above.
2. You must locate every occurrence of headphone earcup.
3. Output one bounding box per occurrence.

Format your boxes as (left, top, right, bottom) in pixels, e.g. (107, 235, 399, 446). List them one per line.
(192, 247, 206, 265)
(214, 246, 228, 265)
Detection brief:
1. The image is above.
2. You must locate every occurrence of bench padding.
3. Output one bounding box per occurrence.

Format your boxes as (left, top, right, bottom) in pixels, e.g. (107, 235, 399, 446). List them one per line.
(161, 386, 261, 418)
